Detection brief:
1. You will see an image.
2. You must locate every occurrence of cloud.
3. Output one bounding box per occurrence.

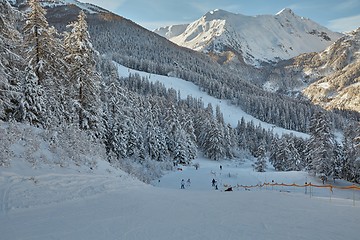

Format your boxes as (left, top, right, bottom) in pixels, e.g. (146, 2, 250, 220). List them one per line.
(334, 0, 360, 11)
(328, 14, 360, 33)
(81, 0, 126, 12)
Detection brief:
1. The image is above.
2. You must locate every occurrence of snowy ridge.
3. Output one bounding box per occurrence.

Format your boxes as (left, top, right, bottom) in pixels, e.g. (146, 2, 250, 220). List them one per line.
(155, 8, 343, 66)
(12, 0, 109, 14)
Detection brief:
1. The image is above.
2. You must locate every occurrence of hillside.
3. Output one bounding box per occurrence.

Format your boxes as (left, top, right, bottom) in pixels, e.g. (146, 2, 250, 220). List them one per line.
(27, 0, 350, 132)
(267, 28, 360, 112)
(302, 28, 360, 112)
(155, 8, 343, 66)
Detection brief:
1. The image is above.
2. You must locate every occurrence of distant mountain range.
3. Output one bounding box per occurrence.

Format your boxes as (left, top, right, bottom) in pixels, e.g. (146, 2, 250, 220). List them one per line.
(155, 8, 343, 66)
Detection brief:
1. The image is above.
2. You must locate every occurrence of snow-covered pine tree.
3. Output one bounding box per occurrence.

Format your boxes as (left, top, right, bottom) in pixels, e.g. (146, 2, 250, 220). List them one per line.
(235, 118, 247, 150)
(253, 142, 267, 172)
(332, 142, 342, 180)
(340, 123, 360, 182)
(0, 0, 23, 121)
(269, 137, 286, 171)
(179, 111, 197, 161)
(306, 110, 335, 179)
(22, 0, 68, 127)
(144, 119, 168, 162)
(215, 105, 224, 125)
(285, 134, 302, 171)
(102, 73, 126, 158)
(269, 134, 301, 171)
(16, 67, 45, 127)
(64, 10, 102, 136)
(203, 119, 225, 160)
(173, 128, 190, 164)
(22, 0, 49, 85)
(224, 123, 236, 159)
(164, 104, 180, 158)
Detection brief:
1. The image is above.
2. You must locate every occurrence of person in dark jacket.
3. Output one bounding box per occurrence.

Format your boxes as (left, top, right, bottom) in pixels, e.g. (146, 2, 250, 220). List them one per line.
(181, 179, 185, 189)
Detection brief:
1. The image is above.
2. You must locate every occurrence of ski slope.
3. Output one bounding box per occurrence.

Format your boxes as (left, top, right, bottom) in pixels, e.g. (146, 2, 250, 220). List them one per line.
(1, 156, 359, 240)
(1, 64, 358, 240)
(116, 63, 309, 139)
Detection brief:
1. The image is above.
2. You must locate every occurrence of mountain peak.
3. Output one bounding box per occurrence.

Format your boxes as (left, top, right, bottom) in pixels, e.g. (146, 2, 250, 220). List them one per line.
(276, 8, 295, 17)
(276, 8, 294, 16)
(203, 9, 234, 20)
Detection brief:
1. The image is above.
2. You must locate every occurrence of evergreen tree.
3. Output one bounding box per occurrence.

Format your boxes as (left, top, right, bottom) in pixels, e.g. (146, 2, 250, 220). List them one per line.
(16, 67, 45, 127)
(203, 119, 225, 160)
(340, 123, 360, 182)
(285, 134, 302, 171)
(173, 128, 190, 164)
(235, 118, 247, 149)
(215, 105, 224, 125)
(64, 11, 102, 136)
(306, 111, 335, 178)
(224, 123, 236, 158)
(270, 137, 287, 171)
(253, 143, 267, 172)
(23, 0, 50, 85)
(0, 0, 23, 121)
(23, 0, 68, 127)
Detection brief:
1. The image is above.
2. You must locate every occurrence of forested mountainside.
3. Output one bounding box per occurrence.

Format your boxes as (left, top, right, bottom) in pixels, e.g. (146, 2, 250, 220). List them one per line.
(155, 8, 343, 66)
(1, 0, 359, 183)
(36, 1, 358, 132)
(263, 27, 360, 112)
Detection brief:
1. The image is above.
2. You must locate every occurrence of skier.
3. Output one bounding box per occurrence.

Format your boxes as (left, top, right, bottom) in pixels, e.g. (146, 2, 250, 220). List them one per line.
(212, 178, 216, 187)
(220, 165, 222, 170)
(187, 178, 191, 187)
(181, 179, 185, 189)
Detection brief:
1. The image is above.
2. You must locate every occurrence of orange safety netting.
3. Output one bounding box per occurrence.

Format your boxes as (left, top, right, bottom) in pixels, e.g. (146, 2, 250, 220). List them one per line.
(229, 182, 360, 191)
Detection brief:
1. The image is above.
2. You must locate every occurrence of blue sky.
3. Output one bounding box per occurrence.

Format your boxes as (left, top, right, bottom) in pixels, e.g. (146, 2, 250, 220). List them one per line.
(85, 0, 360, 32)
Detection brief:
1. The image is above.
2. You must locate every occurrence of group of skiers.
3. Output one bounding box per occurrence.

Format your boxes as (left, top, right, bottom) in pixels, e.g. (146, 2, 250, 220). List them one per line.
(180, 178, 191, 189)
(181, 165, 224, 190)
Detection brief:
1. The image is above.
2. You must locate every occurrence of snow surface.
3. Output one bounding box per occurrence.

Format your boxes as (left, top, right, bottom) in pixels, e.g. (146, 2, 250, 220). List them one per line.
(1, 156, 360, 240)
(116, 63, 309, 139)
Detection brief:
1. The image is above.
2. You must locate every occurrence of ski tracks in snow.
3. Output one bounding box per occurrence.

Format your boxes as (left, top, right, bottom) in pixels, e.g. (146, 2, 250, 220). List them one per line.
(0, 174, 25, 216)
(0, 172, 124, 212)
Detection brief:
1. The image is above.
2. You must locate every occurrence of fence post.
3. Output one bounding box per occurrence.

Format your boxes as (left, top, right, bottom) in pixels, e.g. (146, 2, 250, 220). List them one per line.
(329, 185, 332, 202)
(353, 185, 356, 207)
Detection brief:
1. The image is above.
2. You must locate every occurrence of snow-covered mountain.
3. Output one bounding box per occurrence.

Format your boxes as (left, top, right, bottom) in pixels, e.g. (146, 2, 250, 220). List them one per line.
(155, 9, 343, 66)
(301, 28, 360, 112)
(265, 27, 360, 112)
